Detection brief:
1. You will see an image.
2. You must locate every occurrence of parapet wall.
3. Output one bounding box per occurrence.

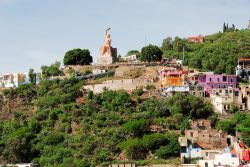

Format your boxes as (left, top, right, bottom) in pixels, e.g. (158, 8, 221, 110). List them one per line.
(84, 79, 154, 94)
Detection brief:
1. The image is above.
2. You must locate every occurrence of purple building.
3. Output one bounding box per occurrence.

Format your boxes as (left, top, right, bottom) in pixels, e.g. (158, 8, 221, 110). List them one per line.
(198, 74, 237, 96)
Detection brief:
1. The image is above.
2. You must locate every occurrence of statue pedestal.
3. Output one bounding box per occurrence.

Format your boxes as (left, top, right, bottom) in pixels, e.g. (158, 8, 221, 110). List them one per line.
(96, 47, 117, 65)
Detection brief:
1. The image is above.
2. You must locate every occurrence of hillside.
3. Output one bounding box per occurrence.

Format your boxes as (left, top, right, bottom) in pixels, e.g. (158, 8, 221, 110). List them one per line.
(0, 77, 249, 166)
(0, 77, 217, 166)
(162, 30, 250, 74)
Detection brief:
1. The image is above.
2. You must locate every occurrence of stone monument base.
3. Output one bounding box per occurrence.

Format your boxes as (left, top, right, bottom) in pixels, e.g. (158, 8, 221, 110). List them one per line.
(96, 54, 114, 65)
(96, 47, 117, 65)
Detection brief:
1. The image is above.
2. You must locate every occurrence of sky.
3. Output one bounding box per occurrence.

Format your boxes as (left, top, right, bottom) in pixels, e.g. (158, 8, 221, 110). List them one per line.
(0, 0, 249, 73)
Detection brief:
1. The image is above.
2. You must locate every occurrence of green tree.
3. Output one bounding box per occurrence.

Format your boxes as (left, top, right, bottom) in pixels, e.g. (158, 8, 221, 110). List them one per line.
(122, 119, 149, 137)
(216, 120, 236, 135)
(140, 44, 163, 62)
(28, 68, 36, 84)
(64, 48, 93, 65)
(3, 127, 35, 163)
(118, 138, 145, 160)
(41, 61, 62, 78)
(142, 133, 168, 151)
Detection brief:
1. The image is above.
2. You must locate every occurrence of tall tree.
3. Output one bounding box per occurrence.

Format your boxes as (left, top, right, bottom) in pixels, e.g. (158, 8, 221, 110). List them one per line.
(223, 22, 226, 33)
(161, 37, 173, 51)
(64, 48, 93, 65)
(28, 68, 36, 84)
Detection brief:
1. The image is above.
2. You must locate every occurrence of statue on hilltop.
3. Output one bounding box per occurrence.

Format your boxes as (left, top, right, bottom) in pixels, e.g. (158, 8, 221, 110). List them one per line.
(96, 27, 117, 65)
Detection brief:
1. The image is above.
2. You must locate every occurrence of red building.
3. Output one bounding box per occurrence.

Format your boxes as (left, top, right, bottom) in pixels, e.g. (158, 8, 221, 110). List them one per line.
(188, 35, 204, 43)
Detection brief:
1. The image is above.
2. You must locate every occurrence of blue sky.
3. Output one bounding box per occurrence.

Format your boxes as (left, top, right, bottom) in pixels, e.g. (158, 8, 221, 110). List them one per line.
(0, 0, 249, 73)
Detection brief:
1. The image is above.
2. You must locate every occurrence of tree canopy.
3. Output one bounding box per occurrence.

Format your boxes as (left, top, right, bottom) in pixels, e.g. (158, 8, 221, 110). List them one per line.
(64, 48, 93, 65)
(126, 50, 140, 56)
(140, 44, 163, 62)
(41, 61, 62, 78)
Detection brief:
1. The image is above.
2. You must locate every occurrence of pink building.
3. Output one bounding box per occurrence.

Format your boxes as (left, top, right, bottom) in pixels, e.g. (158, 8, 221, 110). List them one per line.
(198, 74, 237, 96)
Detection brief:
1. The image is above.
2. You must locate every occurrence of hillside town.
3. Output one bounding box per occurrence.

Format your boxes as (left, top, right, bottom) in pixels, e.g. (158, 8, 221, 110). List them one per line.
(0, 1, 250, 166)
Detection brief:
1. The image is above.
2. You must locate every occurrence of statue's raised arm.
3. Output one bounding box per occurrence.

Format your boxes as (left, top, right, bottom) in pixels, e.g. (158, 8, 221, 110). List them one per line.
(106, 27, 111, 35)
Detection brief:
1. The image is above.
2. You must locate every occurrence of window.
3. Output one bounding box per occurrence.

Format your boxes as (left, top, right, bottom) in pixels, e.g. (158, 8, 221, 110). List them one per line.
(198, 86, 203, 91)
(234, 91, 239, 96)
(217, 78, 220, 82)
(206, 152, 208, 156)
(224, 105, 227, 110)
(223, 76, 227, 82)
(225, 90, 228, 94)
(205, 162, 208, 167)
(190, 132, 193, 137)
(219, 90, 222, 93)
(209, 78, 212, 82)
(231, 78, 233, 82)
(223, 85, 226, 88)
(230, 90, 232, 93)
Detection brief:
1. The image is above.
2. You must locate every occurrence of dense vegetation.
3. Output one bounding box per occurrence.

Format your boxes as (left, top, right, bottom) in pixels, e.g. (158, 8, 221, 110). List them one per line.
(0, 78, 215, 166)
(217, 112, 250, 146)
(41, 61, 63, 79)
(139, 44, 163, 63)
(161, 29, 250, 74)
(64, 48, 93, 66)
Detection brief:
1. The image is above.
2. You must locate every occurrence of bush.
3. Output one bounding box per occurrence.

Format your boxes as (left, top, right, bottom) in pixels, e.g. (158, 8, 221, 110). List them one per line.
(142, 133, 168, 151)
(123, 119, 149, 137)
(118, 138, 145, 160)
(43, 132, 65, 145)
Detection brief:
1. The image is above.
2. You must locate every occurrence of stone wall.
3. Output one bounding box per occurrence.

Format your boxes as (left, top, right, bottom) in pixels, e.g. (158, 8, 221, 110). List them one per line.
(83, 79, 154, 94)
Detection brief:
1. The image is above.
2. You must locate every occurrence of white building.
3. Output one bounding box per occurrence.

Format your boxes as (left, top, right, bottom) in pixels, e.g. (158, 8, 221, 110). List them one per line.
(0, 73, 30, 88)
(210, 87, 244, 114)
(162, 86, 189, 96)
(197, 153, 240, 167)
(124, 54, 139, 63)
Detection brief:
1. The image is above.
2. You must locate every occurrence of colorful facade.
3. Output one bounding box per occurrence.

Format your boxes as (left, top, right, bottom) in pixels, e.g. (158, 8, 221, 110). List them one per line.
(159, 67, 188, 87)
(198, 74, 237, 96)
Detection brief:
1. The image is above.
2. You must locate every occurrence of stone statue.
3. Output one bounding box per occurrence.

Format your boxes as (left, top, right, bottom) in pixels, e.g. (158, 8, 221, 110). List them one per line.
(102, 27, 112, 56)
(96, 27, 117, 65)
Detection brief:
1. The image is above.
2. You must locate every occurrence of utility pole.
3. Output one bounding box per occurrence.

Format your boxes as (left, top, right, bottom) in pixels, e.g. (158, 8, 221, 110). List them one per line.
(182, 46, 185, 64)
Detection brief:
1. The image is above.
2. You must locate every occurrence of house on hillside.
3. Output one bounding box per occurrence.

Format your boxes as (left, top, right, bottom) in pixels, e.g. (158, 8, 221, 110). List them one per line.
(197, 153, 240, 167)
(235, 58, 250, 81)
(187, 35, 204, 43)
(189, 85, 205, 97)
(185, 120, 229, 149)
(210, 87, 245, 114)
(198, 74, 237, 96)
(124, 54, 139, 63)
(0, 73, 30, 88)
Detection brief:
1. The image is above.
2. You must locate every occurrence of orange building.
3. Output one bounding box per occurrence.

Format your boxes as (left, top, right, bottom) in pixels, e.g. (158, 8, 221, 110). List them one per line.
(159, 67, 188, 87)
(161, 76, 184, 87)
